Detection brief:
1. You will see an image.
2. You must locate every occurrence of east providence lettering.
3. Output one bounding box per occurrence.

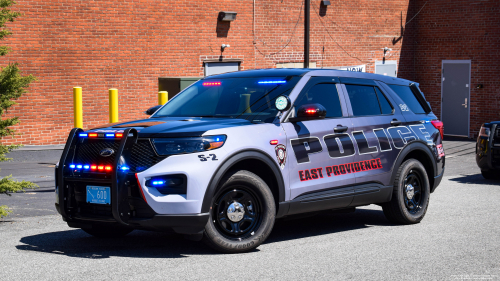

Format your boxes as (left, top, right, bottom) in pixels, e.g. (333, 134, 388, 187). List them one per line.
(298, 158, 383, 181)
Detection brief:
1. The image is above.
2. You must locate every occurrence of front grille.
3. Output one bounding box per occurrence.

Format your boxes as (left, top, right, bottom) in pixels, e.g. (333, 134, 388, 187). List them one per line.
(71, 138, 166, 173)
(130, 140, 166, 172)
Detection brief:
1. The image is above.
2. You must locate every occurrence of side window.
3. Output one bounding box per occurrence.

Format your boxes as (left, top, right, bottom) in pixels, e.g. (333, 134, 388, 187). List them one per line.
(388, 85, 426, 114)
(346, 85, 394, 116)
(345, 85, 381, 116)
(375, 87, 394, 114)
(293, 83, 343, 118)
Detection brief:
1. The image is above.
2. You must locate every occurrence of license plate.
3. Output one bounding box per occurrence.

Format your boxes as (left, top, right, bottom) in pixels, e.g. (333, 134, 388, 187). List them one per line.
(86, 186, 111, 205)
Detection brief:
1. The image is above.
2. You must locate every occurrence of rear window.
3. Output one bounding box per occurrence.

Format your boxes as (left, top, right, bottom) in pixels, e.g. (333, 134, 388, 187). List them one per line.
(388, 85, 426, 114)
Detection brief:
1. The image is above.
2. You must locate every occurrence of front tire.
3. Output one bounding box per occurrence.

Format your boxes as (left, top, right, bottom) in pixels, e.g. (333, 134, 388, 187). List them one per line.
(383, 159, 430, 224)
(81, 225, 133, 238)
(203, 170, 276, 253)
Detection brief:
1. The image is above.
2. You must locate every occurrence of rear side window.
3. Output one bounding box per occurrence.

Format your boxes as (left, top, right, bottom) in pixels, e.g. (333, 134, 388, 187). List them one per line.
(375, 88, 393, 115)
(293, 83, 343, 118)
(388, 85, 426, 114)
(345, 85, 394, 116)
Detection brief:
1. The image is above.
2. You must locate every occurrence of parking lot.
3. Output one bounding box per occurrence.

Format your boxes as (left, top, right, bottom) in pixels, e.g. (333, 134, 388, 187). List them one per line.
(0, 139, 499, 280)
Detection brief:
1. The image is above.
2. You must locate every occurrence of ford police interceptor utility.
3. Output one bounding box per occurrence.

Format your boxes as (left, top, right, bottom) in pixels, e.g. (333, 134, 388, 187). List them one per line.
(55, 69, 445, 253)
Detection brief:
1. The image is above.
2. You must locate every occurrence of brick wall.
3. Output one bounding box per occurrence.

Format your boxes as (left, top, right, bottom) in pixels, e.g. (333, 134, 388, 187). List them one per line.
(8, 0, 486, 145)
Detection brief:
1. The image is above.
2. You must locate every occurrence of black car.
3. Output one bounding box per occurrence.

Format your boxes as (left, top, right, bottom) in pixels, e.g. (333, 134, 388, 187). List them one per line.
(476, 121, 500, 179)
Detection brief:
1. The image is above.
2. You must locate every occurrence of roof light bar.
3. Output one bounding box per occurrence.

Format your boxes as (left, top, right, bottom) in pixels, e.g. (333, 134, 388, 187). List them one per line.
(79, 133, 88, 137)
(258, 80, 286, 84)
(203, 82, 221, 86)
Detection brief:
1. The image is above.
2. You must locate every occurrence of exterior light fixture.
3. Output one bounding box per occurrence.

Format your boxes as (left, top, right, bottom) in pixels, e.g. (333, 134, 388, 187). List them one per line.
(321, 0, 331, 5)
(218, 11, 237, 22)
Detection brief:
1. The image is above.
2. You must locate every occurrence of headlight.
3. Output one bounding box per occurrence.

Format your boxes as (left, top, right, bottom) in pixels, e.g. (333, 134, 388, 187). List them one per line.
(479, 126, 490, 139)
(152, 135, 226, 156)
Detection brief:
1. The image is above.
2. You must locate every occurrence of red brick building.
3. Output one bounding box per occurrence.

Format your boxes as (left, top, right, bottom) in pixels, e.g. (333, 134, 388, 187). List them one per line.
(1, 0, 498, 145)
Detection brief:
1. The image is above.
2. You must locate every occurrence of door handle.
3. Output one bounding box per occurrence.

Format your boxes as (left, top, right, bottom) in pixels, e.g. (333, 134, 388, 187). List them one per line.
(334, 125, 348, 133)
(390, 119, 402, 126)
(462, 98, 467, 108)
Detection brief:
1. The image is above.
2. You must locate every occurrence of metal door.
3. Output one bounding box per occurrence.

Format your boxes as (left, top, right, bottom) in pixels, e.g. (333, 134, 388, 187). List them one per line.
(442, 61, 470, 136)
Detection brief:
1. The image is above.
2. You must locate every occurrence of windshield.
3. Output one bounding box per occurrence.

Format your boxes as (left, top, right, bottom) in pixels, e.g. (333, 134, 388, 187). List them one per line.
(153, 76, 301, 123)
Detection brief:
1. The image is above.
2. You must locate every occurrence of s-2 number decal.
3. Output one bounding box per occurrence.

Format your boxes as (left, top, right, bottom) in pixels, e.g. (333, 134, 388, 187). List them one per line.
(198, 154, 218, 162)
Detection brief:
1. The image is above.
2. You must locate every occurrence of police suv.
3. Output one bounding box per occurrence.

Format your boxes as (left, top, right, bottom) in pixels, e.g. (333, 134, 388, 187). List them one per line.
(55, 69, 445, 253)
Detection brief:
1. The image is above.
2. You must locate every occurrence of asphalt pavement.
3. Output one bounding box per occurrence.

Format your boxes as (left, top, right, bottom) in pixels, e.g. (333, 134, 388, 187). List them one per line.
(0, 138, 499, 280)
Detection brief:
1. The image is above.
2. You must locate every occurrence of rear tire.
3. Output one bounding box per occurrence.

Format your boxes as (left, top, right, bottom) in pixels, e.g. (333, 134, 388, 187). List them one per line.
(481, 170, 500, 180)
(382, 159, 430, 224)
(81, 225, 133, 238)
(203, 170, 276, 253)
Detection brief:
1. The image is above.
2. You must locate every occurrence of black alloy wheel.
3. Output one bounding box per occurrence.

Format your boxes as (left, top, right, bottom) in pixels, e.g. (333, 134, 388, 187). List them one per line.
(213, 188, 262, 240)
(403, 169, 424, 214)
(203, 170, 276, 253)
(382, 159, 430, 224)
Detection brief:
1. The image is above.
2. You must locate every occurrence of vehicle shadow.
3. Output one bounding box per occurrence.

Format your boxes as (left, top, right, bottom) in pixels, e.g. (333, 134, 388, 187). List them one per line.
(449, 173, 500, 185)
(16, 208, 390, 258)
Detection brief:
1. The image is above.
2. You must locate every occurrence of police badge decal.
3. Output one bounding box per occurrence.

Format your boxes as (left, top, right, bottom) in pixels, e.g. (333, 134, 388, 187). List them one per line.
(275, 144, 287, 169)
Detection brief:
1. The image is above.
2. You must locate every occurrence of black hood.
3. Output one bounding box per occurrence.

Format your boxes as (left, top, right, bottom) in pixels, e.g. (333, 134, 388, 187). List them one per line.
(88, 117, 253, 138)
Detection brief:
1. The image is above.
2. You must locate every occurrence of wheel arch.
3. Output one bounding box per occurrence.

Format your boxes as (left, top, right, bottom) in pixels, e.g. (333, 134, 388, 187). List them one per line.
(390, 140, 437, 192)
(201, 149, 286, 214)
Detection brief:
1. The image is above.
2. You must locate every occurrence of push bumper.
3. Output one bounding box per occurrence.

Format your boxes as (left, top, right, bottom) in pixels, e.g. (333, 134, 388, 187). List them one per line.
(56, 128, 209, 235)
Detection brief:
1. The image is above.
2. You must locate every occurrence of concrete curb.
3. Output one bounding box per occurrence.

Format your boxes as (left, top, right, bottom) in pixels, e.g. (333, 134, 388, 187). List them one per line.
(16, 145, 64, 151)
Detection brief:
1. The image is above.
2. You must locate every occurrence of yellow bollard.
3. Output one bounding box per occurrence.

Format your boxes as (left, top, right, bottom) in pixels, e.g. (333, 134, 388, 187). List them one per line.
(73, 87, 83, 128)
(158, 91, 168, 105)
(109, 88, 119, 123)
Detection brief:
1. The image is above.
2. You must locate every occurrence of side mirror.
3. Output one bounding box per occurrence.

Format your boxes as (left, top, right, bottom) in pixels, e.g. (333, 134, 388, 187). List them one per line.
(145, 105, 162, 115)
(289, 103, 327, 122)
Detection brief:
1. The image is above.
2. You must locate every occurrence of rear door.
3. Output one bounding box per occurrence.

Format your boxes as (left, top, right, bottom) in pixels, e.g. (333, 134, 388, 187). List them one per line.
(340, 78, 405, 205)
(282, 77, 356, 215)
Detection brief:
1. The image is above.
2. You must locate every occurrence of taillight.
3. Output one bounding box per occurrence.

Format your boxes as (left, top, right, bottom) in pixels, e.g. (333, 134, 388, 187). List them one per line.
(431, 120, 444, 140)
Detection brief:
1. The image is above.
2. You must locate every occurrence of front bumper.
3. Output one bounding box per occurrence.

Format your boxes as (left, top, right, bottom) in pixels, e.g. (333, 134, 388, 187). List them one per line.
(56, 203, 208, 234)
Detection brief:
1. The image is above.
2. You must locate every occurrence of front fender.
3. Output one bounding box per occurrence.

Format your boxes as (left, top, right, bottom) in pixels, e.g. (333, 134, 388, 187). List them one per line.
(200, 149, 286, 214)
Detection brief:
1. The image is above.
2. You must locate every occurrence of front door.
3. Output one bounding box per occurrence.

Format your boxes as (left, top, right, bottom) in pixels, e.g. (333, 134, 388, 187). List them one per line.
(442, 61, 470, 136)
(282, 77, 355, 215)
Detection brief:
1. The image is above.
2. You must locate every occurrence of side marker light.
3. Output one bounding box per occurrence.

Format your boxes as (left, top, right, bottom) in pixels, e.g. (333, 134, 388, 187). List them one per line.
(270, 140, 279, 145)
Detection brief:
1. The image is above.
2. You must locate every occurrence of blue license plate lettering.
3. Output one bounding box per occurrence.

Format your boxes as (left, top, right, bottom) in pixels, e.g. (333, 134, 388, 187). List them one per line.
(86, 186, 111, 205)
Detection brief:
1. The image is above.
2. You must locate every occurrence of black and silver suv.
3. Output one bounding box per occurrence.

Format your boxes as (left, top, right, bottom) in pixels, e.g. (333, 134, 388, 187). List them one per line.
(56, 69, 445, 253)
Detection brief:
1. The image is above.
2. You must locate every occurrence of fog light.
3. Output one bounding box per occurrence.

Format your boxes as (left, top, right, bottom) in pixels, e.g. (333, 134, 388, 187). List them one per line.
(145, 175, 187, 195)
